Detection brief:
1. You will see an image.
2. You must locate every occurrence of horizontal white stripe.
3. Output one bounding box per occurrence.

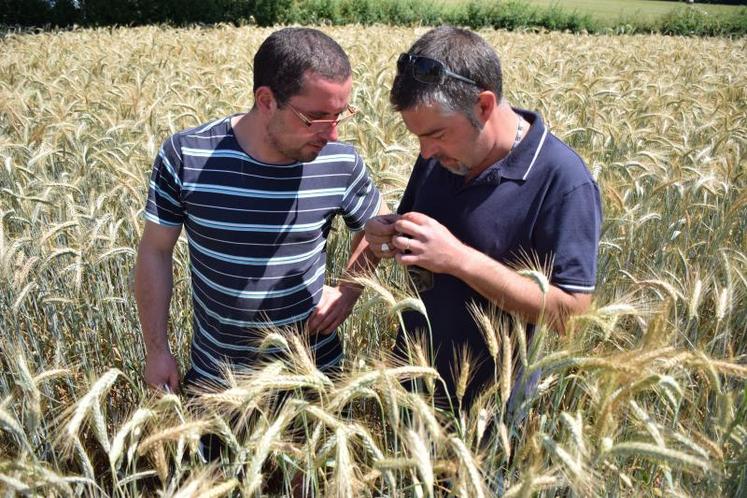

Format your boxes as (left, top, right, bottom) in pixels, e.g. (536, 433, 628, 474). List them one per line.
(186, 133, 231, 139)
(189, 213, 327, 233)
(187, 222, 324, 248)
(182, 182, 345, 199)
(556, 283, 595, 293)
(188, 236, 325, 266)
(182, 146, 301, 168)
(184, 199, 336, 214)
(144, 211, 182, 227)
(192, 275, 320, 312)
(306, 153, 356, 165)
(183, 165, 349, 182)
(189, 250, 308, 281)
(193, 291, 316, 328)
(191, 263, 325, 299)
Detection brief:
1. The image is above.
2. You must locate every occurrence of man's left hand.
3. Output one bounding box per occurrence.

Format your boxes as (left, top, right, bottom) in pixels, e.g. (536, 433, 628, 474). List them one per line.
(392, 211, 467, 275)
(307, 284, 362, 335)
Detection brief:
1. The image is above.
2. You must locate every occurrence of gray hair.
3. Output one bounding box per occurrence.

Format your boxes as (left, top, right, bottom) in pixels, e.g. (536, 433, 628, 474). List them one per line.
(390, 26, 503, 128)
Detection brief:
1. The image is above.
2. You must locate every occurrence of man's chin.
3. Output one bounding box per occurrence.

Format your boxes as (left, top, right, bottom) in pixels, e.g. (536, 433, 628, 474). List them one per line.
(298, 143, 326, 163)
(439, 160, 470, 176)
(298, 152, 321, 163)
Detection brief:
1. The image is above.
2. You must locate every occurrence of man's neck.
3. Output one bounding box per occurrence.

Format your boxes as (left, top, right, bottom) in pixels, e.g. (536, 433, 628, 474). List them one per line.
(231, 109, 289, 165)
(488, 103, 523, 162)
(466, 103, 523, 181)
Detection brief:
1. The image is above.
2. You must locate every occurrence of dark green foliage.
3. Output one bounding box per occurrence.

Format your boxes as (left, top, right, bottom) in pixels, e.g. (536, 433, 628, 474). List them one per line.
(50, 0, 79, 25)
(0, 0, 745, 37)
(280, 0, 446, 26)
(449, 0, 596, 31)
(658, 5, 747, 36)
(250, 0, 294, 26)
(1, 0, 56, 26)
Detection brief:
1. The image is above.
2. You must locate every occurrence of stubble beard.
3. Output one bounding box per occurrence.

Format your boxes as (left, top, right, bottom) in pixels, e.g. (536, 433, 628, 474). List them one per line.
(438, 158, 471, 176)
(267, 123, 323, 164)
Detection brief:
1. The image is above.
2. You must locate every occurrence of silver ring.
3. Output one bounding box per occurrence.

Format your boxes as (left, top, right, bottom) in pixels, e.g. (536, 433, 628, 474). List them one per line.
(405, 239, 411, 251)
(381, 242, 390, 252)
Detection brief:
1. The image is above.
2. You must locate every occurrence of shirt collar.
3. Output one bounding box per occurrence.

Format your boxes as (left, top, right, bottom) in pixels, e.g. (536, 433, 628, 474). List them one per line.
(471, 108, 548, 186)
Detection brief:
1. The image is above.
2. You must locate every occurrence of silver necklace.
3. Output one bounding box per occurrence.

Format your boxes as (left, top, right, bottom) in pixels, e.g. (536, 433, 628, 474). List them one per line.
(511, 116, 526, 152)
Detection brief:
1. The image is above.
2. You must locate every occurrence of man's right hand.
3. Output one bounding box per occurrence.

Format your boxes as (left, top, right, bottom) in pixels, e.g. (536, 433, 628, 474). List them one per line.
(364, 213, 400, 258)
(144, 351, 180, 393)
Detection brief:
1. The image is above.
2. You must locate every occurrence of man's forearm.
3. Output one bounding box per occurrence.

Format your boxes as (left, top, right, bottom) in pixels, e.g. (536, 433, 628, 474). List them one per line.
(341, 204, 391, 288)
(452, 246, 590, 331)
(134, 248, 174, 356)
(347, 231, 380, 273)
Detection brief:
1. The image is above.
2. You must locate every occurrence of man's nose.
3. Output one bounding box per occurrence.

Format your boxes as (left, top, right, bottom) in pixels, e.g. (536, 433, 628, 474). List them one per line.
(419, 138, 438, 159)
(320, 123, 339, 142)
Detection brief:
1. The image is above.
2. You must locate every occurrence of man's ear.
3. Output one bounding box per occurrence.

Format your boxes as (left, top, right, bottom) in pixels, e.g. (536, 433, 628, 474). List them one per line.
(254, 86, 276, 114)
(475, 91, 497, 123)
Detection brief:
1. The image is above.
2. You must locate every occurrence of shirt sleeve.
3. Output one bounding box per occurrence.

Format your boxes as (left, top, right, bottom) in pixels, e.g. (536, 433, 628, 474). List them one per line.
(144, 136, 184, 227)
(340, 150, 382, 231)
(533, 181, 602, 293)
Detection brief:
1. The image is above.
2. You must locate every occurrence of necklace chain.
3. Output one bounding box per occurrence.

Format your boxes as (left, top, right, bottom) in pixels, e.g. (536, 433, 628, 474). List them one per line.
(511, 116, 526, 152)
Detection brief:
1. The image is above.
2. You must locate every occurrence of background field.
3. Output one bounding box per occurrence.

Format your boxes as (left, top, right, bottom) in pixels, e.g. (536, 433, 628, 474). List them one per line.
(519, 0, 742, 22)
(4, 0, 747, 36)
(1, 25, 746, 496)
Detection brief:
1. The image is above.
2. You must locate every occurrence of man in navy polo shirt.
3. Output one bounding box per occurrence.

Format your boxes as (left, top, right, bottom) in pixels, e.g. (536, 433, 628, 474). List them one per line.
(135, 28, 386, 394)
(365, 26, 602, 408)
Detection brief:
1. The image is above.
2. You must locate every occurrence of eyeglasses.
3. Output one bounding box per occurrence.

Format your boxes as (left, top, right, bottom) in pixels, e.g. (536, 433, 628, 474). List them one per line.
(286, 103, 359, 131)
(397, 53, 478, 87)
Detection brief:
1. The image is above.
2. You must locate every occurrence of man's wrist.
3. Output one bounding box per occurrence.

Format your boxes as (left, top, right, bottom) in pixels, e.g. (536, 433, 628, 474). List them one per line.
(338, 281, 364, 297)
(145, 344, 172, 359)
(449, 242, 481, 280)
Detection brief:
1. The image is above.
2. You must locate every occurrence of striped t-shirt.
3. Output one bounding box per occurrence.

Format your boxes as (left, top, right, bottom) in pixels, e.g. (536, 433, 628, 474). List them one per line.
(145, 115, 382, 382)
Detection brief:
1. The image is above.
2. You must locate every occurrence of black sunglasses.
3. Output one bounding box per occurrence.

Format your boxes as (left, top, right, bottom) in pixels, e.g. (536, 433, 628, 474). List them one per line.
(397, 53, 478, 87)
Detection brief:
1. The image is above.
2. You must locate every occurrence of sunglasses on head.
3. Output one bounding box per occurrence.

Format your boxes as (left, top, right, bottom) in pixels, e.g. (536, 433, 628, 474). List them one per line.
(397, 53, 478, 87)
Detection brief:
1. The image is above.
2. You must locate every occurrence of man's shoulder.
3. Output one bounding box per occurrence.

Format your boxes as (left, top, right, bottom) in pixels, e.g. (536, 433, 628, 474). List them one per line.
(162, 116, 233, 149)
(179, 116, 233, 141)
(538, 132, 596, 190)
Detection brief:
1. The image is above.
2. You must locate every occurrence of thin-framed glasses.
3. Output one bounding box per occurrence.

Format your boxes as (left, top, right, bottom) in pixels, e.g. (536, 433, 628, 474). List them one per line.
(286, 103, 359, 131)
(397, 53, 478, 87)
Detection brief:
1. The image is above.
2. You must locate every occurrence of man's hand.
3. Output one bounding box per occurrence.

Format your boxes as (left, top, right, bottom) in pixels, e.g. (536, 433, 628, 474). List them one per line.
(307, 284, 362, 335)
(144, 351, 180, 393)
(392, 211, 467, 275)
(364, 213, 400, 258)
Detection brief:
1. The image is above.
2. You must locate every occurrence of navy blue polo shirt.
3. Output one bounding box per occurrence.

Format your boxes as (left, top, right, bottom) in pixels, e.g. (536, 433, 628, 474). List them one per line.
(396, 108, 602, 402)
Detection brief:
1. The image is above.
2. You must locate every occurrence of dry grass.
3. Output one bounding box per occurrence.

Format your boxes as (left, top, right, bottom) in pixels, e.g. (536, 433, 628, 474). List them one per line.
(0, 25, 746, 496)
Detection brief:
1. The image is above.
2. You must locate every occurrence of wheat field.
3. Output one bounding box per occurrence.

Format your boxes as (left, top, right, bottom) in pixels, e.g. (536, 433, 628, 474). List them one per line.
(1, 25, 746, 496)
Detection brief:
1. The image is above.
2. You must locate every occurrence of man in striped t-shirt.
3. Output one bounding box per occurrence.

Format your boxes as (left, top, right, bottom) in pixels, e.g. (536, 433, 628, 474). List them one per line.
(134, 28, 387, 392)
